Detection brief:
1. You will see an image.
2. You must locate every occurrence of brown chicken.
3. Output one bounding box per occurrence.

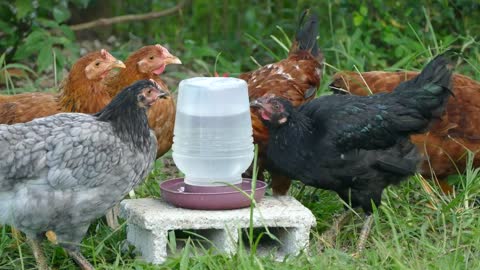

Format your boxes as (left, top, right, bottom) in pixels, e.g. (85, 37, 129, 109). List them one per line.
(105, 44, 181, 158)
(103, 44, 181, 229)
(329, 70, 480, 193)
(241, 10, 324, 195)
(0, 49, 125, 124)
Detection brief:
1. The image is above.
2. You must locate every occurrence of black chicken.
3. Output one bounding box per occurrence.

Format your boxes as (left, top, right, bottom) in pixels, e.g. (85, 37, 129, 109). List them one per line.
(250, 53, 453, 255)
(0, 80, 167, 269)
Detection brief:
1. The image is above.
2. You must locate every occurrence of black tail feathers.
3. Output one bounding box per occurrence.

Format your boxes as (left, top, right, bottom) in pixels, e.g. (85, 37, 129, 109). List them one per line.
(292, 9, 320, 58)
(395, 52, 454, 95)
(393, 52, 455, 118)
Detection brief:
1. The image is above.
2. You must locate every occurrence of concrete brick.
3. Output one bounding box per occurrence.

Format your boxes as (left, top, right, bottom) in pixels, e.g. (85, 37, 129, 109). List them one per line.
(120, 196, 316, 264)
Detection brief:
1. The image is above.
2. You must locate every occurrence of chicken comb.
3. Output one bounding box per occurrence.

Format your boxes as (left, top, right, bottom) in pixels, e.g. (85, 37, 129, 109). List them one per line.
(155, 44, 170, 55)
(100, 49, 108, 58)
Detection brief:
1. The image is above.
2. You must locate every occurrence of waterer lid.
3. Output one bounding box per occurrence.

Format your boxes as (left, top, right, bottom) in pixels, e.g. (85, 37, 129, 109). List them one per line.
(177, 77, 249, 116)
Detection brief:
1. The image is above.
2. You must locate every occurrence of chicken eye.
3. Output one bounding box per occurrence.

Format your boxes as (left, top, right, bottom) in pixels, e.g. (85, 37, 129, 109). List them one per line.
(273, 103, 280, 110)
(95, 62, 100, 67)
(147, 89, 152, 94)
(149, 56, 155, 60)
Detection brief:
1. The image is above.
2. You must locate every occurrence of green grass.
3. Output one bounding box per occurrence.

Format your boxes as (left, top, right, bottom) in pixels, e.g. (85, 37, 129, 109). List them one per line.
(0, 155, 479, 269)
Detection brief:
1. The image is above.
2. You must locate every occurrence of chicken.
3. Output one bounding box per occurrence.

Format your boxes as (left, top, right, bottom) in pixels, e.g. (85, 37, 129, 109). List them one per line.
(329, 69, 480, 194)
(250, 54, 453, 255)
(240, 10, 323, 194)
(0, 79, 166, 270)
(102, 44, 181, 229)
(105, 44, 181, 158)
(0, 49, 125, 124)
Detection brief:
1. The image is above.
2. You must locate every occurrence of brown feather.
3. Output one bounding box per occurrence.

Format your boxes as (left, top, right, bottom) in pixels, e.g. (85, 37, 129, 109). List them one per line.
(330, 71, 480, 192)
(0, 50, 122, 124)
(105, 45, 180, 158)
(241, 11, 323, 195)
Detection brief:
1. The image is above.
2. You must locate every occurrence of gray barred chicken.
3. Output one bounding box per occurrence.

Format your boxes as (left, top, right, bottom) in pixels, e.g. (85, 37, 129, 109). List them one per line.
(0, 80, 165, 270)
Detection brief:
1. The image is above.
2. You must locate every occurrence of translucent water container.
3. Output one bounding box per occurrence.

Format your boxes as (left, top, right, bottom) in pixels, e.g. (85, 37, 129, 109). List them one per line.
(172, 77, 254, 187)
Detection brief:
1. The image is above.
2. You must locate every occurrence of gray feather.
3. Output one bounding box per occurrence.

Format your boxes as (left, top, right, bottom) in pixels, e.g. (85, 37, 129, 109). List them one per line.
(0, 112, 156, 241)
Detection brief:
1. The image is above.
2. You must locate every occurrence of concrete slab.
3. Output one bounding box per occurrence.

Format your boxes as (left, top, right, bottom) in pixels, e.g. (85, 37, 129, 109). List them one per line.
(120, 196, 316, 264)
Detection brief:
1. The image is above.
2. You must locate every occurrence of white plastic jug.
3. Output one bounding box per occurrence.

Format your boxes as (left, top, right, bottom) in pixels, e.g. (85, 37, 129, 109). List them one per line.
(172, 77, 254, 186)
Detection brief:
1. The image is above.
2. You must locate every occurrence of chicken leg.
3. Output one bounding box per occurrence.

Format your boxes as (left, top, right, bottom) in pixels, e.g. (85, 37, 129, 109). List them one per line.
(270, 172, 292, 196)
(317, 211, 353, 251)
(105, 205, 120, 229)
(352, 214, 374, 258)
(66, 248, 94, 270)
(27, 237, 49, 270)
(11, 227, 22, 241)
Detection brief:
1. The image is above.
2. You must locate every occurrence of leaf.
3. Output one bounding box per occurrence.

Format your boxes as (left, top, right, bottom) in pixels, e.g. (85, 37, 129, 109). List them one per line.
(24, 29, 50, 45)
(3, 63, 37, 77)
(0, 53, 5, 68)
(54, 48, 65, 70)
(51, 36, 71, 46)
(53, 6, 71, 23)
(59, 25, 75, 40)
(353, 14, 364, 26)
(360, 5, 368, 16)
(37, 45, 53, 73)
(15, 0, 32, 19)
(37, 18, 60, 29)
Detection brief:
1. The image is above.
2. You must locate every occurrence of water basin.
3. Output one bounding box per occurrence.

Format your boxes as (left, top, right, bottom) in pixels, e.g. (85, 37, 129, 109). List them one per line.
(160, 178, 267, 210)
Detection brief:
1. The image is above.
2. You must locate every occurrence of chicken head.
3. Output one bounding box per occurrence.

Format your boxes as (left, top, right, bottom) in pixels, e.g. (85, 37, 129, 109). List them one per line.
(251, 94, 293, 126)
(84, 49, 126, 80)
(137, 44, 182, 75)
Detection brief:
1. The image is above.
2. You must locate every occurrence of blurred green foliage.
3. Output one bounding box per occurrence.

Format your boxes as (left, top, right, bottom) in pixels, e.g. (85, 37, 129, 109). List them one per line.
(0, 0, 93, 73)
(110, 0, 480, 79)
(1, 0, 479, 78)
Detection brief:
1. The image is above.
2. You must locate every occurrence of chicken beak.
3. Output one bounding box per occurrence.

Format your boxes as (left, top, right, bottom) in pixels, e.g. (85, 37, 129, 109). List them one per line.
(157, 89, 170, 100)
(158, 91, 169, 99)
(110, 60, 126, 69)
(146, 88, 169, 107)
(250, 93, 276, 109)
(164, 55, 182, 65)
(250, 99, 264, 109)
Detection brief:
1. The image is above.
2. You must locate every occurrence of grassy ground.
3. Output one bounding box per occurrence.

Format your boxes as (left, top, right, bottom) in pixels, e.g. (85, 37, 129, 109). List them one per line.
(1, 6, 480, 270)
(0, 155, 479, 269)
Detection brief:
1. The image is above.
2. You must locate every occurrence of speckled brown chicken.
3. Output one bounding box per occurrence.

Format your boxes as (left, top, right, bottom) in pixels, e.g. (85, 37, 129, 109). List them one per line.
(105, 44, 181, 158)
(241, 10, 324, 195)
(0, 49, 125, 124)
(329, 70, 480, 193)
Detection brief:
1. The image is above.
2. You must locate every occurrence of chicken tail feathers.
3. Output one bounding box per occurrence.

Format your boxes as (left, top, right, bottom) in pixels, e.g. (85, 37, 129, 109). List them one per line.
(290, 9, 321, 59)
(393, 52, 454, 119)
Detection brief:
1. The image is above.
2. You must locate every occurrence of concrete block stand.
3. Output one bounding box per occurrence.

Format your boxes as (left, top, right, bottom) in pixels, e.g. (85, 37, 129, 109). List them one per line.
(119, 196, 316, 264)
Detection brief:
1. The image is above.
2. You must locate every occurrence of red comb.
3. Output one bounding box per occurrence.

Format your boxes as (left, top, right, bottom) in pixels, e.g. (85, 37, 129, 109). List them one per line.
(214, 71, 229, 77)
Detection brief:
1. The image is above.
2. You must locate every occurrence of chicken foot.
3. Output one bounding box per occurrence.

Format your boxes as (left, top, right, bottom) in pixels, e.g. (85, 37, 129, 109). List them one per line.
(352, 214, 374, 258)
(27, 238, 50, 270)
(317, 211, 353, 251)
(66, 248, 94, 270)
(105, 204, 120, 229)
